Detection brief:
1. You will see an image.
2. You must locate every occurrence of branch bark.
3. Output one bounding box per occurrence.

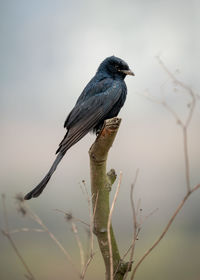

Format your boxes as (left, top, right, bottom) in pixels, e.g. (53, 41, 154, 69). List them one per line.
(89, 117, 130, 280)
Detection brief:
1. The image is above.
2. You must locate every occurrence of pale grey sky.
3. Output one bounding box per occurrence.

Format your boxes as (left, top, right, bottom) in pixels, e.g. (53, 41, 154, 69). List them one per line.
(0, 0, 199, 220)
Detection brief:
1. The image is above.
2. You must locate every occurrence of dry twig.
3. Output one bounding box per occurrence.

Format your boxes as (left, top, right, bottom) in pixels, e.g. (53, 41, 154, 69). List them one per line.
(157, 56, 196, 193)
(54, 184, 98, 279)
(130, 183, 200, 279)
(71, 221, 85, 272)
(80, 187, 98, 279)
(54, 209, 90, 227)
(1, 195, 36, 280)
(10, 228, 45, 234)
(130, 57, 200, 279)
(123, 169, 139, 280)
(107, 172, 123, 280)
(27, 205, 77, 271)
(14, 194, 79, 277)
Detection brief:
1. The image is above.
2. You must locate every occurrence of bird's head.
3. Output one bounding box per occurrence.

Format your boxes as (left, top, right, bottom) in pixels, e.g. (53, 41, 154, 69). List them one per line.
(97, 56, 134, 80)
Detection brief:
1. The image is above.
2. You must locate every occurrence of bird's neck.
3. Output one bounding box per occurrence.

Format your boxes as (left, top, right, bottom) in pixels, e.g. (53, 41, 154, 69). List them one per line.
(97, 71, 125, 81)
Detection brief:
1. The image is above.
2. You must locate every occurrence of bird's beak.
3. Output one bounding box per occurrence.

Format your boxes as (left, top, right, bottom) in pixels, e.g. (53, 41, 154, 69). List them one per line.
(120, 69, 135, 76)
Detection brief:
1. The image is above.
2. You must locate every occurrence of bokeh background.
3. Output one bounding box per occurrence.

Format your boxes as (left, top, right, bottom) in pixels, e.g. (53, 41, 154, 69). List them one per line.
(1, 0, 200, 279)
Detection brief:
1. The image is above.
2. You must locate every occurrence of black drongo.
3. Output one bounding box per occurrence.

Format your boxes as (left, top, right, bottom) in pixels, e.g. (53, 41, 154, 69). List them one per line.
(24, 56, 134, 200)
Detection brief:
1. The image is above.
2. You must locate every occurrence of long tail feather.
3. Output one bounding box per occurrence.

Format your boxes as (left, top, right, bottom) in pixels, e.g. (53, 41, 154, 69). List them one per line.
(24, 152, 65, 200)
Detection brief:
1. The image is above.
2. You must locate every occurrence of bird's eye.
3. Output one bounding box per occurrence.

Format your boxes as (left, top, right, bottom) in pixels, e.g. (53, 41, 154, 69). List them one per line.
(115, 65, 120, 70)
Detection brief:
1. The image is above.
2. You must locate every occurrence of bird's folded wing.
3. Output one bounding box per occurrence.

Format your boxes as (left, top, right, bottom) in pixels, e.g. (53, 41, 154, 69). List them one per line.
(57, 82, 122, 154)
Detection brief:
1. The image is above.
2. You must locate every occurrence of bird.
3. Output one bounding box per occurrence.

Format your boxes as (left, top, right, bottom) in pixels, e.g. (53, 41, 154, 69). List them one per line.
(24, 56, 134, 200)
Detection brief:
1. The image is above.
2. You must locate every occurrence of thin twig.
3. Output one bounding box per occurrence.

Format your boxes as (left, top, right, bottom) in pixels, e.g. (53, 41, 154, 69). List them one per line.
(121, 229, 141, 262)
(157, 56, 196, 193)
(54, 188, 98, 279)
(130, 170, 140, 257)
(1, 195, 36, 280)
(142, 208, 159, 223)
(141, 57, 196, 193)
(121, 206, 158, 270)
(54, 209, 90, 227)
(82, 183, 94, 255)
(10, 228, 45, 234)
(123, 169, 139, 280)
(107, 172, 122, 280)
(183, 127, 191, 192)
(71, 221, 85, 271)
(162, 101, 184, 126)
(156, 56, 195, 101)
(130, 183, 200, 279)
(80, 192, 98, 279)
(25, 204, 79, 275)
(90, 191, 99, 256)
(132, 58, 199, 279)
(80, 257, 92, 280)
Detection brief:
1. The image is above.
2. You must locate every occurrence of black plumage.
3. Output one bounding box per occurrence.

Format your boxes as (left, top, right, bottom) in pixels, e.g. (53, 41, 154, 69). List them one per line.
(24, 56, 134, 200)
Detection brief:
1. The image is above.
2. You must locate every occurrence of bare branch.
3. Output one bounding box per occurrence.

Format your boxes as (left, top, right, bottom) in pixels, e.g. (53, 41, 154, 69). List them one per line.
(123, 169, 139, 280)
(131, 58, 200, 279)
(140, 58, 197, 193)
(107, 172, 123, 280)
(10, 228, 45, 234)
(80, 187, 98, 279)
(71, 222, 85, 271)
(182, 126, 191, 192)
(54, 209, 90, 227)
(130, 184, 200, 279)
(1, 195, 36, 280)
(156, 56, 197, 193)
(21, 202, 79, 276)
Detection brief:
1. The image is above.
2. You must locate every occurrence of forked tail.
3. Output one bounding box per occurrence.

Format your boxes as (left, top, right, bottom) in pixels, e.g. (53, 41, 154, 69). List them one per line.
(24, 152, 65, 200)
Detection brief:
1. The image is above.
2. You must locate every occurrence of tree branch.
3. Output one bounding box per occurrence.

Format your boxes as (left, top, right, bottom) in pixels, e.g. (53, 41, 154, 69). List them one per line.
(89, 117, 131, 280)
(130, 183, 200, 280)
(130, 57, 199, 279)
(1, 195, 36, 280)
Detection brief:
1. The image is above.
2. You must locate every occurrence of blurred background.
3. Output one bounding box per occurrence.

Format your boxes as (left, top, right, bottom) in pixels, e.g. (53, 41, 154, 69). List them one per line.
(0, 0, 200, 279)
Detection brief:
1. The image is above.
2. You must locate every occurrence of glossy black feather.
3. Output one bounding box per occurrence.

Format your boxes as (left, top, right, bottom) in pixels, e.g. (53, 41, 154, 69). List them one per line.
(24, 56, 133, 200)
(57, 80, 126, 154)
